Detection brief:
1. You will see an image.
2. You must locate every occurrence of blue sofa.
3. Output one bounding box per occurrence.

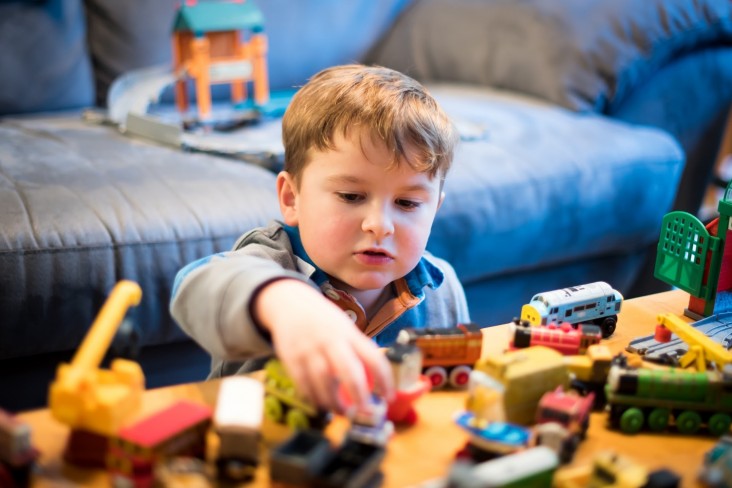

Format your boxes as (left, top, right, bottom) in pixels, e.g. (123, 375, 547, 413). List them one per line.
(1, 0, 730, 410)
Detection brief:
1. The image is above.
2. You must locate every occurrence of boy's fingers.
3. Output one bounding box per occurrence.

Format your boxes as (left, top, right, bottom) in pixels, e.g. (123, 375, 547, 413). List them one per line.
(354, 337, 395, 402)
(331, 347, 370, 411)
(307, 353, 339, 410)
(285, 359, 317, 407)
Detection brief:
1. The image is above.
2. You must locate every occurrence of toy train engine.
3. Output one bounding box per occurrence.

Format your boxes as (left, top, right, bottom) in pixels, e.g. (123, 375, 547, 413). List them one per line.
(606, 363, 732, 435)
(214, 376, 263, 482)
(510, 319, 602, 355)
(447, 446, 559, 488)
(534, 387, 594, 464)
(396, 323, 483, 389)
(520, 281, 623, 338)
(107, 400, 212, 488)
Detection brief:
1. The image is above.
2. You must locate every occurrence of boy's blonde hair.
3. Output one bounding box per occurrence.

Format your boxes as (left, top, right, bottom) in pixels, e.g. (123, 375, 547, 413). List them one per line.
(281, 64, 458, 185)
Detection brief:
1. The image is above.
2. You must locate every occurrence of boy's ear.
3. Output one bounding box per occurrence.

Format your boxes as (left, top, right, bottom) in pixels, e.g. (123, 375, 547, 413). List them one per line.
(277, 171, 299, 226)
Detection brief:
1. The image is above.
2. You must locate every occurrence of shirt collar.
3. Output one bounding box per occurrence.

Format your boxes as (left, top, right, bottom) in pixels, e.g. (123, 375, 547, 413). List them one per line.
(283, 223, 444, 296)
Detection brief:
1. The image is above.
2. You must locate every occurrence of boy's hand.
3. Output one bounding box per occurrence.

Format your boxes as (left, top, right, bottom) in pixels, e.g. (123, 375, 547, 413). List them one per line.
(254, 279, 394, 413)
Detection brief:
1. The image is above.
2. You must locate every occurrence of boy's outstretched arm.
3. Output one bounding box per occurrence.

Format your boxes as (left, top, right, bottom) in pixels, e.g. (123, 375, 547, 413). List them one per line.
(254, 279, 395, 413)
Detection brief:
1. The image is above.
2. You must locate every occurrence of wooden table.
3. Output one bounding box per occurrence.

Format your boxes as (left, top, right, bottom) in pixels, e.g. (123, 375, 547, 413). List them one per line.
(19, 290, 715, 487)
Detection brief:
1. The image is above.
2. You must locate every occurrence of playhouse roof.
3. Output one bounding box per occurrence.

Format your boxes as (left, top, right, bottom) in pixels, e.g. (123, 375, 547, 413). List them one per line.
(173, 1, 264, 34)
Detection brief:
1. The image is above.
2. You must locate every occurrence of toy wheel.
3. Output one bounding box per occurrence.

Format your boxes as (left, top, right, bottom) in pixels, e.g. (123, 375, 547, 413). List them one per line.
(425, 366, 447, 389)
(676, 410, 702, 434)
(599, 316, 617, 338)
(560, 435, 580, 464)
(647, 408, 670, 432)
(264, 395, 283, 423)
(619, 407, 644, 434)
(217, 458, 255, 482)
(580, 416, 590, 439)
(708, 413, 732, 436)
(286, 409, 310, 430)
(449, 365, 472, 388)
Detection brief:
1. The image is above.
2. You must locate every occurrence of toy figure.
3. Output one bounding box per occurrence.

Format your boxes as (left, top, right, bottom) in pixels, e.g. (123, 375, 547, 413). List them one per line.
(384, 343, 431, 425)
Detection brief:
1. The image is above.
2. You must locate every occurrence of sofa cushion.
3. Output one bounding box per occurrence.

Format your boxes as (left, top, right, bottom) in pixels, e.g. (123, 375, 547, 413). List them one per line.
(0, 115, 280, 359)
(368, 0, 732, 113)
(84, 0, 181, 107)
(425, 84, 685, 283)
(0, 0, 94, 114)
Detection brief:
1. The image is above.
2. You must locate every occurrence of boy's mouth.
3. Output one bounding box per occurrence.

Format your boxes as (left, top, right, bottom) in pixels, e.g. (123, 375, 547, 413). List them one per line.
(355, 248, 395, 264)
(358, 248, 393, 258)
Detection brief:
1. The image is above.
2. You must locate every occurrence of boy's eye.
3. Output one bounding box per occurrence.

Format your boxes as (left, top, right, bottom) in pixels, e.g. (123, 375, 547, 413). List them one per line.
(396, 199, 421, 210)
(337, 192, 364, 203)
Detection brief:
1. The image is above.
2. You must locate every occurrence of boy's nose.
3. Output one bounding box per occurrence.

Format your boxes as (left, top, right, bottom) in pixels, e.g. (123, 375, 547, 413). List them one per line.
(362, 204, 395, 238)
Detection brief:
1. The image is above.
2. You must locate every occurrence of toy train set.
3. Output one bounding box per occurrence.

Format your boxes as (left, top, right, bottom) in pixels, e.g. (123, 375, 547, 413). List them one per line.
(9, 277, 732, 488)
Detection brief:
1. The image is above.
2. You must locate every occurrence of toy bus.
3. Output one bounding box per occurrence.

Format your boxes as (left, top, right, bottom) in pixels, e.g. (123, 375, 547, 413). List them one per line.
(263, 358, 330, 430)
(0, 409, 38, 488)
(509, 319, 602, 355)
(107, 400, 212, 487)
(214, 376, 263, 482)
(396, 323, 483, 389)
(520, 281, 623, 338)
(606, 363, 732, 435)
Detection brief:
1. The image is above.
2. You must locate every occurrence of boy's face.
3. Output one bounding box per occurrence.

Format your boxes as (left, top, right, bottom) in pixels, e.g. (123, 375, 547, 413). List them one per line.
(278, 130, 444, 294)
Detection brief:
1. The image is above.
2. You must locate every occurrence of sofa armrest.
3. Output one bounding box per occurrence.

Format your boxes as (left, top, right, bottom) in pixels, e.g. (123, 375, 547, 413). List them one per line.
(367, 0, 732, 113)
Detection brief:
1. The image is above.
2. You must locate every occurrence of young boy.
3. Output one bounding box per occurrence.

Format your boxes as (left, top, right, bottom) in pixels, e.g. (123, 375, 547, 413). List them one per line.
(170, 64, 470, 412)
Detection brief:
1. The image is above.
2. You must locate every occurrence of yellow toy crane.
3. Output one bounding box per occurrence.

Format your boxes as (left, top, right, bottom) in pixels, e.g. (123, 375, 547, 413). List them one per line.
(49, 280, 145, 436)
(655, 312, 732, 371)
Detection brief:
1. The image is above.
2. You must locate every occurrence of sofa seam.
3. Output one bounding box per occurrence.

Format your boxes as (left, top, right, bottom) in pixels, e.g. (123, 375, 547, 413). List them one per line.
(0, 234, 245, 256)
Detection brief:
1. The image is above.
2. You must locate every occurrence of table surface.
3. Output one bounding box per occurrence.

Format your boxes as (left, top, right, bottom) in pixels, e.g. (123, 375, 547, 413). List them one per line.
(19, 289, 716, 487)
